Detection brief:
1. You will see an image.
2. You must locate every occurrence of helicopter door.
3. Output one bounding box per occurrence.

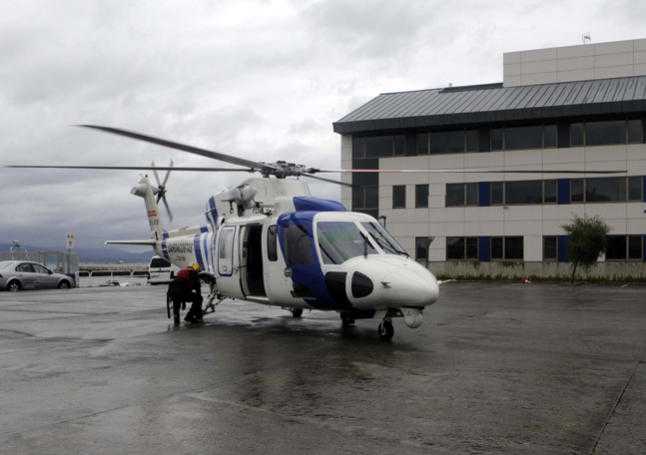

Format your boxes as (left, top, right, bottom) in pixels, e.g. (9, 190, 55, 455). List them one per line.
(239, 224, 266, 297)
(215, 226, 242, 297)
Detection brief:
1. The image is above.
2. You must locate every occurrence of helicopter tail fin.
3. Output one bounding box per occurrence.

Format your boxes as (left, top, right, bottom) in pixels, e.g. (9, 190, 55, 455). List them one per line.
(131, 176, 164, 242)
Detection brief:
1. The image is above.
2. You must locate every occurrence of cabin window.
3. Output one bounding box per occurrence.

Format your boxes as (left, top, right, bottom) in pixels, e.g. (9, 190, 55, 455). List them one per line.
(267, 225, 278, 262)
(317, 221, 376, 265)
(284, 223, 316, 266)
(218, 227, 235, 275)
(361, 222, 407, 256)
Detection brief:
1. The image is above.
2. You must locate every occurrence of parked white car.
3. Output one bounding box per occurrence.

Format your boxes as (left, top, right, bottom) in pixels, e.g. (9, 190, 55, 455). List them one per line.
(0, 261, 74, 291)
(147, 256, 178, 285)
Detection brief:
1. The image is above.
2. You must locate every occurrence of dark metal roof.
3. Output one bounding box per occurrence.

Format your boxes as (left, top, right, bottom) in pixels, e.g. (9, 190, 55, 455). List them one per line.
(333, 76, 646, 134)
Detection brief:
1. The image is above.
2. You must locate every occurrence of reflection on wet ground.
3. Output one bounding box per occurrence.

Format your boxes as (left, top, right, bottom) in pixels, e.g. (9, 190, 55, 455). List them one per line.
(0, 283, 645, 454)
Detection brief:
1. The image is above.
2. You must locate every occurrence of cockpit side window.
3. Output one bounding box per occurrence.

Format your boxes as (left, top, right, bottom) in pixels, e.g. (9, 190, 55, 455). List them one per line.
(284, 223, 315, 266)
(267, 225, 278, 262)
(361, 222, 408, 256)
(317, 221, 377, 265)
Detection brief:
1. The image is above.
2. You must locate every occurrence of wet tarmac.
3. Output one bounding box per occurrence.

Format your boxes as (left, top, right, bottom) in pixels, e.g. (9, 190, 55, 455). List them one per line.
(0, 282, 644, 454)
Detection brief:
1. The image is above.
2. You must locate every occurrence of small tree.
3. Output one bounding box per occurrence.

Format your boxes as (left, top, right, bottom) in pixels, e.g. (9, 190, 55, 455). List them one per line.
(562, 215, 609, 282)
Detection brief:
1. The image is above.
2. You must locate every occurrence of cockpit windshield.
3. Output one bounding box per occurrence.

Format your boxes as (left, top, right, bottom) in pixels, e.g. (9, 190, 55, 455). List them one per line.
(317, 221, 376, 264)
(361, 222, 408, 256)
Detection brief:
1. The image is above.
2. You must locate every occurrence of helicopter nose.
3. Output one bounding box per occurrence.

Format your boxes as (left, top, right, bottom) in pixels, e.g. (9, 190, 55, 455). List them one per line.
(345, 256, 439, 309)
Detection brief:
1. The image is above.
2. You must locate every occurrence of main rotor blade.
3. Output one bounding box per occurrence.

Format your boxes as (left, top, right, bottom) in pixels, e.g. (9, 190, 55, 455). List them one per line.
(4, 165, 256, 172)
(162, 159, 173, 187)
(161, 196, 173, 223)
(301, 173, 354, 187)
(151, 161, 162, 186)
(78, 124, 276, 172)
(318, 168, 627, 174)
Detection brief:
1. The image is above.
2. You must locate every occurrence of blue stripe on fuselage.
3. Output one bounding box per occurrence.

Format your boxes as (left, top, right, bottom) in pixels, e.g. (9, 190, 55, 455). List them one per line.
(193, 234, 204, 269)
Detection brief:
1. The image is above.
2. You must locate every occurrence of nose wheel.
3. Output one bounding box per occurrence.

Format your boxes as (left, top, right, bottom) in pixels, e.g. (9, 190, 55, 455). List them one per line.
(378, 319, 394, 341)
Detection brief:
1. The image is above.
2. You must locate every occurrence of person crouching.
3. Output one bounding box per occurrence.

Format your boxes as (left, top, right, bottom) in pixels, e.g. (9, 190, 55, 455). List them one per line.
(170, 263, 203, 323)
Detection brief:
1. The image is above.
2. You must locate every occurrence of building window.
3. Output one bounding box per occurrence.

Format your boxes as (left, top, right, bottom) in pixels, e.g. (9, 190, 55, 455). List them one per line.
(606, 235, 627, 260)
(627, 119, 643, 144)
(491, 128, 504, 151)
(415, 237, 430, 261)
(465, 130, 479, 152)
(628, 176, 643, 201)
(490, 182, 504, 205)
(416, 133, 429, 154)
(491, 236, 523, 260)
(585, 120, 626, 146)
(392, 185, 406, 209)
(570, 123, 584, 146)
(505, 180, 543, 205)
(504, 125, 544, 150)
(585, 177, 626, 202)
(415, 184, 429, 208)
(445, 183, 478, 207)
(544, 125, 557, 148)
(430, 130, 465, 154)
(628, 236, 643, 260)
(543, 236, 557, 261)
(445, 183, 464, 207)
(571, 179, 584, 202)
(446, 237, 478, 260)
(543, 180, 557, 203)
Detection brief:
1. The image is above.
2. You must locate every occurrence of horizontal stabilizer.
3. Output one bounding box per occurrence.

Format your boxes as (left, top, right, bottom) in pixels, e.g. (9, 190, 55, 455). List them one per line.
(105, 240, 157, 246)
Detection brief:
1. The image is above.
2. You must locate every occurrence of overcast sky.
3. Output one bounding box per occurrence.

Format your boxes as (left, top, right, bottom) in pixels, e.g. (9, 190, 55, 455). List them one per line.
(1, 0, 644, 251)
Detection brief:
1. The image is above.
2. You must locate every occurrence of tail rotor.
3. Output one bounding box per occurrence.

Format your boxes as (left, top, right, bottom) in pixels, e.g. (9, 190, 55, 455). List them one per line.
(151, 160, 174, 222)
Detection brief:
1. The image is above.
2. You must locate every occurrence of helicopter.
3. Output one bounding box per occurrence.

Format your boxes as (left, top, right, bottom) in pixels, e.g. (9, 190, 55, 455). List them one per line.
(5, 125, 627, 340)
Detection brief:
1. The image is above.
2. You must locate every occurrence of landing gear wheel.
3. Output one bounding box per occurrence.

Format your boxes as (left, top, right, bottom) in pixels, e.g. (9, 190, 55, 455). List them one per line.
(291, 308, 303, 318)
(7, 281, 20, 292)
(378, 320, 394, 341)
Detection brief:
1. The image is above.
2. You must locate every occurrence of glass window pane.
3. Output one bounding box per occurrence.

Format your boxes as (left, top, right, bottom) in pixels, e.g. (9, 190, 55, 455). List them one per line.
(352, 137, 366, 158)
(628, 236, 642, 260)
(544, 180, 557, 203)
(465, 237, 478, 259)
(570, 123, 584, 146)
(445, 183, 464, 207)
(394, 135, 406, 156)
(430, 131, 465, 154)
(585, 177, 626, 202)
(505, 180, 543, 204)
(491, 237, 503, 259)
(466, 183, 479, 206)
(218, 227, 235, 275)
(416, 133, 429, 154)
(392, 185, 406, 209)
(465, 130, 479, 152)
(628, 176, 642, 201)
(505, 236, 524, 260)
(365, 136, 393, 158)
(361, 222, 407, 256)
(491, 129, 504, 151)
(544, 125, 557, 148)
(543, 236, 557, 260)
(627, 119, 643, 144)
(267, 225, 278, 261)
(415, 237, 429, 261)
(446, 237, 465, 259)
(317, 222, 376, 265)
(571, 179, 584, 202)
(415, 184, 429, 208)
(504, 126, 543, 150)
(585, 120, 626, 146)
(491, 182, 504, 205)
(606, 235, 626, 260)
(352, 187, 364, 209)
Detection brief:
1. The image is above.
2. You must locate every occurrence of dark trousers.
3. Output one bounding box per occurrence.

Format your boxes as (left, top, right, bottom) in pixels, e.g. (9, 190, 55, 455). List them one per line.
(184, 293, 203, 322)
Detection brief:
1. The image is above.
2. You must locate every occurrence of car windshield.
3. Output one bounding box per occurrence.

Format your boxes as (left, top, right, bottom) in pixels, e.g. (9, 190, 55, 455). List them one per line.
(361, 222, 408, 256)
(317, 221, 376, 265)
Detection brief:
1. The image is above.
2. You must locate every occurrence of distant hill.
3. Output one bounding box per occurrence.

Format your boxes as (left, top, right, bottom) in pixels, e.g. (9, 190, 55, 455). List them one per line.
(0, 243, 154, 263)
